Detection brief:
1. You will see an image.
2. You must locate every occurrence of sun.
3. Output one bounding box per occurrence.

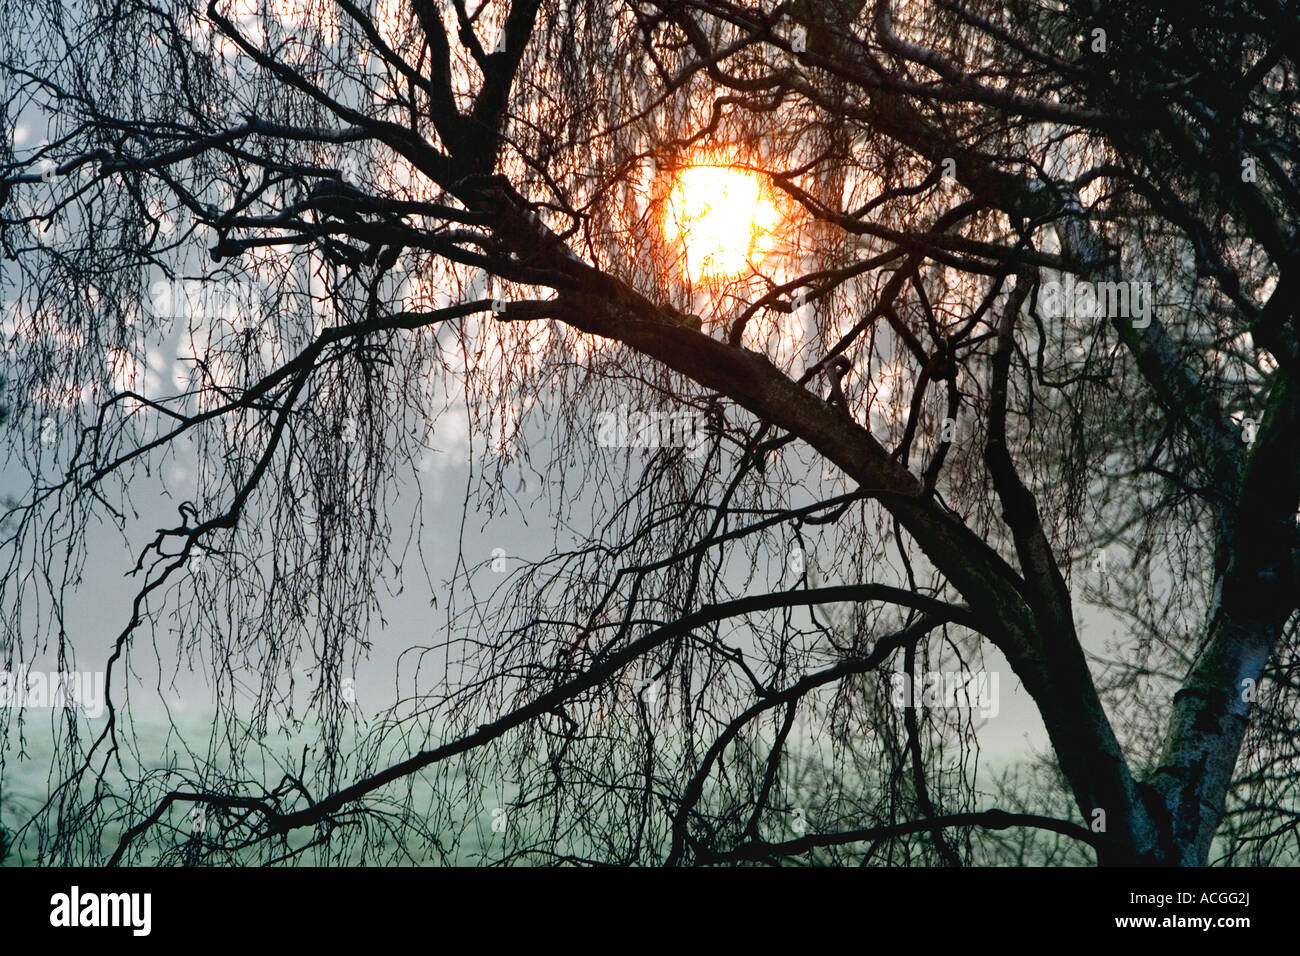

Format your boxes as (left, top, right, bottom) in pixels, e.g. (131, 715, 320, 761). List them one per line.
(662, 163, 780, 283)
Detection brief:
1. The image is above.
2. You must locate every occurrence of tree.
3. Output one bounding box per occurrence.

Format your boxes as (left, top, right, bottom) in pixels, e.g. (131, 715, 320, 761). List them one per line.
(0, 0, 1296, 867)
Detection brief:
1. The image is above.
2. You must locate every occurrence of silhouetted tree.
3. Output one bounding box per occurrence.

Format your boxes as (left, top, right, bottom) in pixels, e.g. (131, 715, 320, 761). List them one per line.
(1, 0, 1297, 866)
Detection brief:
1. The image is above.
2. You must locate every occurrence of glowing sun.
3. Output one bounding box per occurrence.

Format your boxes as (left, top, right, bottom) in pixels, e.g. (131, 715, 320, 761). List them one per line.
(663, 164, 780, 283)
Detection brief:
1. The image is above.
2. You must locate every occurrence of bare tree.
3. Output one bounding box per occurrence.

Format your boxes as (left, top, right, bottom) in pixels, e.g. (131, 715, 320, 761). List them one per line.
(1, 0, 1297, 866)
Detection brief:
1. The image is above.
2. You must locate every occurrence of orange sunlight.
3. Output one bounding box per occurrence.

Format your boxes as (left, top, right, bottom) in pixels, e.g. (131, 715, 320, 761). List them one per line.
(662, 164, 780, 283)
